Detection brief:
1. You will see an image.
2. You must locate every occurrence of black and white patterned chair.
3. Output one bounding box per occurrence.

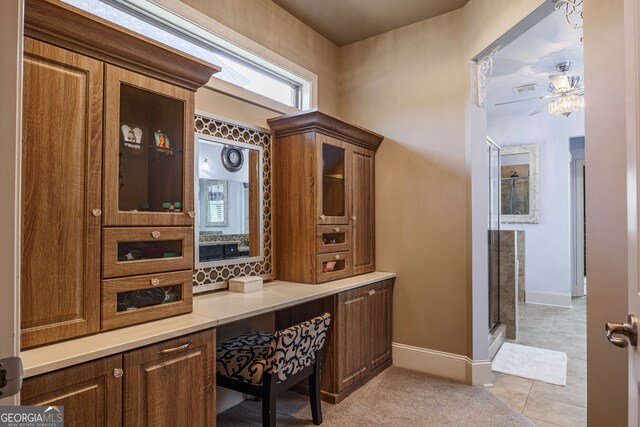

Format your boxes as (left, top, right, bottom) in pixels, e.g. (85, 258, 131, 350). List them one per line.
(216, 313, 332, 426)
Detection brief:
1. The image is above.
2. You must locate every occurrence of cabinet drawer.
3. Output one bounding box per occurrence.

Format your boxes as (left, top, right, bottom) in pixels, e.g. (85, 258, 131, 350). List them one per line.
(317, 225, 351, 254)
(316, 251, 352, 283)
(102, 270, 193, 330)
(103, 227, 193, 278)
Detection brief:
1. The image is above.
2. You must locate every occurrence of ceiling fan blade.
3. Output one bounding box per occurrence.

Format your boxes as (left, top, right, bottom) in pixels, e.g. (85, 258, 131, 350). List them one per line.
(494, 96, 544, 106)
(528, 100, 553, 116)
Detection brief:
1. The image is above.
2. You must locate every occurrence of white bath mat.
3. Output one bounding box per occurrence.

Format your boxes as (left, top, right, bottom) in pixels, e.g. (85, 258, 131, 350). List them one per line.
(492, 342, 567, 386)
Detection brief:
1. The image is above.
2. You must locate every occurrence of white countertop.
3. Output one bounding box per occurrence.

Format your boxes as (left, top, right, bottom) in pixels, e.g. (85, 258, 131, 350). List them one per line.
(21, 271, 395, 378)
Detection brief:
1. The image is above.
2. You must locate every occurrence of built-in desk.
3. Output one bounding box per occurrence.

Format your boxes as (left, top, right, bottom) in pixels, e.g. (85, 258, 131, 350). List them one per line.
(21, 271, 396, 378)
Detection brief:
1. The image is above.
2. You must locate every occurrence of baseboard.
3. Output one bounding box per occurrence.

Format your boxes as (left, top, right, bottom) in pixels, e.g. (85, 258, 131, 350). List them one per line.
(525, 291, 572, 308)
(392, 342, 492, 385)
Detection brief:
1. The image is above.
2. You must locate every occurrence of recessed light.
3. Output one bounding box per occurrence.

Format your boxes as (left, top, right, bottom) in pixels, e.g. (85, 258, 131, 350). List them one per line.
(513, 84, 538, 94)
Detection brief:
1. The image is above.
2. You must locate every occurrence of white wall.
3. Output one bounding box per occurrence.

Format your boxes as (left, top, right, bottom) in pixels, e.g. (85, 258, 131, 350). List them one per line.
(488, 111, 584, 304)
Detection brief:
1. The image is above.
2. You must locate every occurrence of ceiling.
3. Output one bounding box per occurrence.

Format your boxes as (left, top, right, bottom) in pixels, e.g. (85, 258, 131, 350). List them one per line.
(271, 0, 470, 46)
(486, 9, 584, 119)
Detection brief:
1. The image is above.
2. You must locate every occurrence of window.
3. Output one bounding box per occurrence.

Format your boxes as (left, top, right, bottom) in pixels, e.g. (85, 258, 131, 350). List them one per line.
(63, 0, 309, 109)
(204, 180, 227, 227)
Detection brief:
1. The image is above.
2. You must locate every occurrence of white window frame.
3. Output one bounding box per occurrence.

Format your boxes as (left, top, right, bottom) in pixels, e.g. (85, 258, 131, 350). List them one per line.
(105, 0, 317, 113)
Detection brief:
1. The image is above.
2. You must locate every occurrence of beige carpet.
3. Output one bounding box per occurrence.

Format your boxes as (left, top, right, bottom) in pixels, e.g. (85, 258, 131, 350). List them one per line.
(218, 366, 534, 426)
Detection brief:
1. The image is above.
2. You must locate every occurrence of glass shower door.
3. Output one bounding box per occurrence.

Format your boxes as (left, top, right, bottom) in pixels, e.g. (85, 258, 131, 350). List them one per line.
(488, 138, 501, 332)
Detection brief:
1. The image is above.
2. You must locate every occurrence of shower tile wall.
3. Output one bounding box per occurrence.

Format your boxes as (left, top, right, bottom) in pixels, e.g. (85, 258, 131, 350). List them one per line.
(496, 230, 524, 339)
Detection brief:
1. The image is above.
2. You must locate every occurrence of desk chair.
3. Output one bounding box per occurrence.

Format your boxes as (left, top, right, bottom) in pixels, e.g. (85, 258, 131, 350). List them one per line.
(216, 313, 331, 426)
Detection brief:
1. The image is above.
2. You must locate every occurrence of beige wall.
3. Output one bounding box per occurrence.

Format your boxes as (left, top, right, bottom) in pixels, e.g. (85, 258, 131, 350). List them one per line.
(338, 0, 543, 357)
(181, 0, 340, 117)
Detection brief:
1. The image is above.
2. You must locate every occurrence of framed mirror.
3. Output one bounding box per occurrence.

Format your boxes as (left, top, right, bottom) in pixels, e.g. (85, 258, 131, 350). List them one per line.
(195, 134, 263, 268)
(500, 144, 539, 224)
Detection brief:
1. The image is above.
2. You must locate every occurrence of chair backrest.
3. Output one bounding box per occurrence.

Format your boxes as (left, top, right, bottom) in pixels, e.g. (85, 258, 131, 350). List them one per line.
(266, 312, 331, 382)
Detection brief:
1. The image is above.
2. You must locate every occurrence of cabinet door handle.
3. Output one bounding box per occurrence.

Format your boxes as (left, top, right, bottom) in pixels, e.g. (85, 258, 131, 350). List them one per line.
(334, 254, 341, 260)
(320, 215, 326, 220)
(92, 208, 102, 217)
(351, 216, 357, 221)
(151, 230, 161, 239)
(113, 368, 124, 378)
(188, 211, 196, 218)
(368, 289, 376, 296)
(150, 278, 160, 286)
(334, 227, 341, 232)
(158, 342, 192, 355)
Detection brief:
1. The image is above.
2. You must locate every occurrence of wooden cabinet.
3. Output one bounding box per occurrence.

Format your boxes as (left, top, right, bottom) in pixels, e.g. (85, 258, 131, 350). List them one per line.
(124, 329, 215, 427)
(20, 37, 103, 348)
(20, 0, 220, 347)
(21, 329, 215, 427)
(275, 278, 394, 403)
(269, 111, 384, 284)
(21, 355, 123, 427)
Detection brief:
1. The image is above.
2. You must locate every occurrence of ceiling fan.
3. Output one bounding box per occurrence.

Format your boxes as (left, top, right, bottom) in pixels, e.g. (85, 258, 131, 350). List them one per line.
(494, 61, 585, 117)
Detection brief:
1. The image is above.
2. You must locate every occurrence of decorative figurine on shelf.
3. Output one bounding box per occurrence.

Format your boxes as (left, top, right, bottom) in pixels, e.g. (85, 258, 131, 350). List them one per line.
(154, 130, 172, 155)
(121, 124, 143, 153)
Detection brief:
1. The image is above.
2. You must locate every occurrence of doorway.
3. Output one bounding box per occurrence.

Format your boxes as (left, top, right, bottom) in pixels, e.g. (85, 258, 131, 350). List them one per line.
(479, 6, 587, 425)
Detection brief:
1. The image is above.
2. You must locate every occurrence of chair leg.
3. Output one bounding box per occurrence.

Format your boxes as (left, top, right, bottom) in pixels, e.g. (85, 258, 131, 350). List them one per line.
(262, 375, 277, 427)
(309, 361, 322, 425)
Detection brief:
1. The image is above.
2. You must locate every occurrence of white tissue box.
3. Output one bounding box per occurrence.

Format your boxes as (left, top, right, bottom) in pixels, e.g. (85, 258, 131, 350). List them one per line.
(229, 276, 264, 293)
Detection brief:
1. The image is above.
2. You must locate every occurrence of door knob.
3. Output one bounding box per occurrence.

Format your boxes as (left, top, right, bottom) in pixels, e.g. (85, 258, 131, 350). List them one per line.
(605, 314, 638, 348)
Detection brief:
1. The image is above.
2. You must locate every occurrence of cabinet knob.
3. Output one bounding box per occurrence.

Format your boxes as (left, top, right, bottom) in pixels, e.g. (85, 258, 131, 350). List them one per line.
(151, 230, 161, 239)
(351, 216, 357, 221)
(92, 208, 102, 217)
(334, 227, 340, 232)
(320, 215, 326, 220)
(368, 289, 376, 296)
(334, 254, 341, 260)
(188, 211, 196, 218)
(150, 278, 160, 286)
(113, 368, 124, 378)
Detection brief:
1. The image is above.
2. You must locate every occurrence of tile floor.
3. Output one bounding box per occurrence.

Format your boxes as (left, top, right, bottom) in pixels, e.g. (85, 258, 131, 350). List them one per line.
(489, 297, 587, 427)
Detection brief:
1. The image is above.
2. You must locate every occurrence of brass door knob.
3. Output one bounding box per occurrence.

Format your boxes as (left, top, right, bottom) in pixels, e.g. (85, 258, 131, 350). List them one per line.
(151, 231, 161, 239)
(606, 314, 638, 348)
(150, 278, 160, 286)
(92, 208, 102, 217)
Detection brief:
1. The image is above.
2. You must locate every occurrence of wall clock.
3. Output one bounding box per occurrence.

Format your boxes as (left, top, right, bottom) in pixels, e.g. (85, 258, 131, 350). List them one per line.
(221, 146, 244, 172)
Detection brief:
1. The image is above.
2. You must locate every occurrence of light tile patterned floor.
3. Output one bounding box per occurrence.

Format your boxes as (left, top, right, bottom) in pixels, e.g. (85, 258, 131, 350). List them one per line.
(489, 297, 586, 427)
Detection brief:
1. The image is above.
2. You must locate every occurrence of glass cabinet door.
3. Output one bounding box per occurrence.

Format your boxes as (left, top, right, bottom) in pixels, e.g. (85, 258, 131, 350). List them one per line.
(317, 134, 350, 225)
(104, 65, 194, 226)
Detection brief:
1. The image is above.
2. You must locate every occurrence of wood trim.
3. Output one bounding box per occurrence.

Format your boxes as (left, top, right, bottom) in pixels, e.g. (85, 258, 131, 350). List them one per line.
(101, 270, 193, 331)
(123, 329, 215, 427)
(21, 38, 102, 349)
(102, 227, 194, 279)
(21, 355, 123, 426)
(103, 64, 195, 227)
(316, 225, 351, 254)
(268, 110, 384, 151)
(24, 0, 220, 91)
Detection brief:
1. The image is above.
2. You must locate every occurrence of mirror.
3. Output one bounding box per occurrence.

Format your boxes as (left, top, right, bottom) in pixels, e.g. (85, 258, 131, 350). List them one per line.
(500, 144, 539, 224)
(195, 135, 263, 267)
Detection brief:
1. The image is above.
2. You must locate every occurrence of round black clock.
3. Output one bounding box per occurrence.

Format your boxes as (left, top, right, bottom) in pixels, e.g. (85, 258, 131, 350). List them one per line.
(221, 146, 244, 172)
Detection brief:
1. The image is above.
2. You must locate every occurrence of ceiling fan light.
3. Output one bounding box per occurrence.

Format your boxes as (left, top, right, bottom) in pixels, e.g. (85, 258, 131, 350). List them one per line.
(548, 95, 584, 117)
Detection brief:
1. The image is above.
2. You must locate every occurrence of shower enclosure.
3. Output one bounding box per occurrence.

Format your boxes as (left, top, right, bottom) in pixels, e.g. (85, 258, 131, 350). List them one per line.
(487, 137, 501, 332)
